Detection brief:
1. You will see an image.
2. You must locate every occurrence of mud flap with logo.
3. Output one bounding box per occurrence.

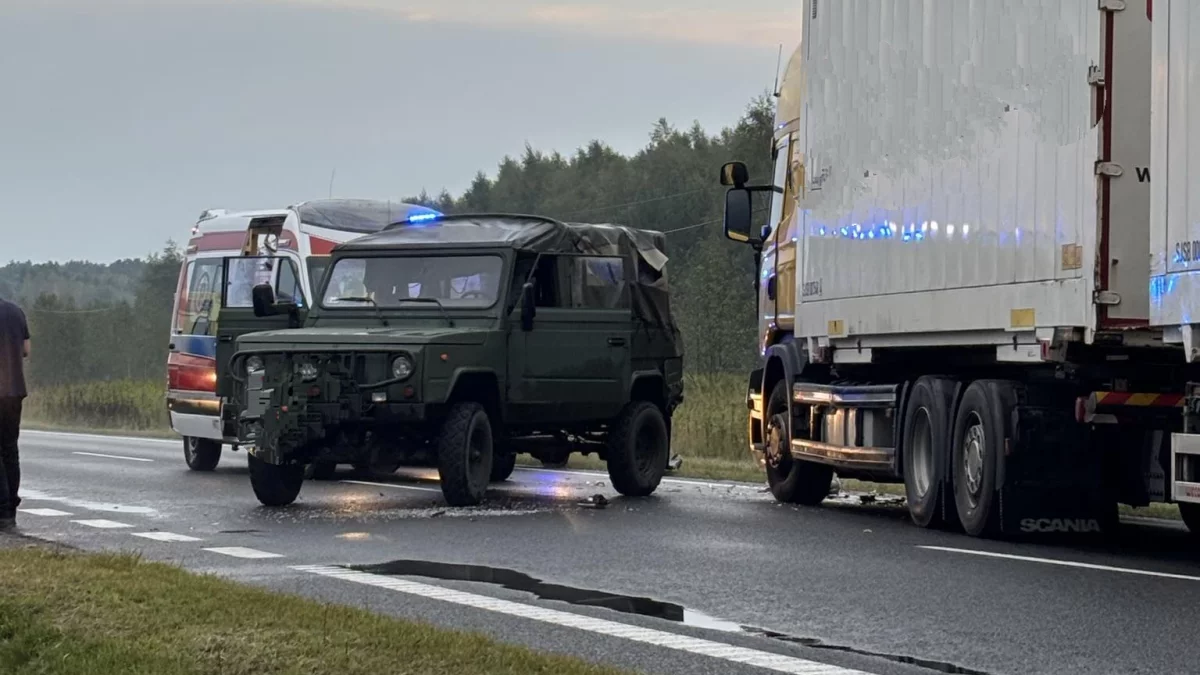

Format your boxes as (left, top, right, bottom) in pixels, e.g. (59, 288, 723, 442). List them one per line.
(997, 405, 1112, 536)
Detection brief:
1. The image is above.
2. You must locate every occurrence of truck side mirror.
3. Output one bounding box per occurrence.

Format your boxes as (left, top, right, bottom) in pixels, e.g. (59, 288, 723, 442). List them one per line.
(724, 188, 760, 246)
(251, 283, 277, 318)
(720, 161, 750, 188)
(520, 282, 536, 331)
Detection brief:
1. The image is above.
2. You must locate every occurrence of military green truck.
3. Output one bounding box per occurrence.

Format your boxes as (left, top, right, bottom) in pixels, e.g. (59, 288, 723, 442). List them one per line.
(215, 213, 685, 507)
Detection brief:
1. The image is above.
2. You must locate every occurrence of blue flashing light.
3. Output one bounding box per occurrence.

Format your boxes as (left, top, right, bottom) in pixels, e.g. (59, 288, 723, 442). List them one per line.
(406, 211, 442, 225)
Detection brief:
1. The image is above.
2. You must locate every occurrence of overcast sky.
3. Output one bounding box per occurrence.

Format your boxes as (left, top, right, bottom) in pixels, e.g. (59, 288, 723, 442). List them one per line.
(1, 0, 799, 263)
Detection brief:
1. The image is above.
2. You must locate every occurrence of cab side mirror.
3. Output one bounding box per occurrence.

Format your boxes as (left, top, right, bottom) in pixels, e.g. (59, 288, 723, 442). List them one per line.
(720, 161, 750, 188)
(723, 188, 760, 246)
(520, 282, 536, 331)
(252, 284, 277, 317)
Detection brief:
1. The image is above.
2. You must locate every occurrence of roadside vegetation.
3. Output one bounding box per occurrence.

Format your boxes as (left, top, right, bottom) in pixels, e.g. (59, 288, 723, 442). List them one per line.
(0, 545, 629, 675)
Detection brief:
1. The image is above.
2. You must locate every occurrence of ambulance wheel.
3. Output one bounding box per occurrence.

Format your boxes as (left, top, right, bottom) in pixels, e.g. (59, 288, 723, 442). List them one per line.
(183, 437, 221, 472)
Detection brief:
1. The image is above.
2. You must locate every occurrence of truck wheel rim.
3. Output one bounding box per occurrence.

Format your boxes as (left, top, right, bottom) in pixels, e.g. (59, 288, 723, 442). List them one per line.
(766, 413, 789, 470)
(962, 417, 986, 507)
(910, 407, 934, 499)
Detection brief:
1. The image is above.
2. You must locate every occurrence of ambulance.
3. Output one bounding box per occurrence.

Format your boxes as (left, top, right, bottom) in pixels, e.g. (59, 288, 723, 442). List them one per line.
(167, 199, 440, 471)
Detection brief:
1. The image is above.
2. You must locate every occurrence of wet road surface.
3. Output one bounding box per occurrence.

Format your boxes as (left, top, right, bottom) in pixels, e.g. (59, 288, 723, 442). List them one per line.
(13, 430, 1200, 675)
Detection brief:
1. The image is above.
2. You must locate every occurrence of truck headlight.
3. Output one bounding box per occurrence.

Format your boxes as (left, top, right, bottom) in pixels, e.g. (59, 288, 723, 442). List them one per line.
(297, 362, 319, 382)
(246, 356, 265, 375)
(391, 354, 414, 380)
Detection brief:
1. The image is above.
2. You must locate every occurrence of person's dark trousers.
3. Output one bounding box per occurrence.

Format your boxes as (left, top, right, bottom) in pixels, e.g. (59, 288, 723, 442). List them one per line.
(0, 397, 22, 518)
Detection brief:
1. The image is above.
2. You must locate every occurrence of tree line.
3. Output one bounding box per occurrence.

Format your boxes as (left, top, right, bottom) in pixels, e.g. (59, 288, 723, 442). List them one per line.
(4, 95, 777, 388)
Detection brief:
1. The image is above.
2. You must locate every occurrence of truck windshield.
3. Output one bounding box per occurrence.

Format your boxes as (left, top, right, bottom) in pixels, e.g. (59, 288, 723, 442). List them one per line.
(321, 255, 504, 310)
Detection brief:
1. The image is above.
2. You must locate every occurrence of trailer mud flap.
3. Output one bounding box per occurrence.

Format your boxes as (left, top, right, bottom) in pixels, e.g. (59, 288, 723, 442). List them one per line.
(997, 406, 1113, 536)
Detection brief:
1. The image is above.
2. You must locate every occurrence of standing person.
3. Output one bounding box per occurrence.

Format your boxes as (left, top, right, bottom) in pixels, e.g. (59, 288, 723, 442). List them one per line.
(0, 297, 30, 529)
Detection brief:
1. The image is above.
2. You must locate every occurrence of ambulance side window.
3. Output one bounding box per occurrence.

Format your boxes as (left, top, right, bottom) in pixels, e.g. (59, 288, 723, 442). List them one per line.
(174, 258, 224, 336)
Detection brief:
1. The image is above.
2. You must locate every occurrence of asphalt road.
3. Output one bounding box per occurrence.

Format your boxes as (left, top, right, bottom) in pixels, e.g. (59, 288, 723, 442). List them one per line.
(12, 430, 1200, 675)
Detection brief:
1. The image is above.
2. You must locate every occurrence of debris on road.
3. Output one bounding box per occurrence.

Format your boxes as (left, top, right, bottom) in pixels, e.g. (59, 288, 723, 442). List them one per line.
(579, 494, 609, 509)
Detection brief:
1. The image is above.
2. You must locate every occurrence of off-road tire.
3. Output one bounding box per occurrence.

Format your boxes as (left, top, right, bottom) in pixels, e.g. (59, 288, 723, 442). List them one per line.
(248, 454, 305, 507)
(764, 380, 833, 505)
(606, 401, 670, 497)
(183, 437, 221, 472)
(436, 402, 494, 506)
(306, 461, 338, 481)
(1181, 503, 1200, 535)
(491, 451, 517, 483)
(902, 377, 957, 529)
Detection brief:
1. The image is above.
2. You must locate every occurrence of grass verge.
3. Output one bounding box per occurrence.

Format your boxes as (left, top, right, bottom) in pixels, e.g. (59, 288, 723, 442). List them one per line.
(0, 546, 629, 675)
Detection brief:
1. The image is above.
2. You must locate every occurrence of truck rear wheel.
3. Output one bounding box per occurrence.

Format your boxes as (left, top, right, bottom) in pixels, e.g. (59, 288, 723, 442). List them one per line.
(902, 377, 956, 528)
(436, 402, 494, 506)
(952, 380, 1014, 537)
(183, 437, 221, 472)
(248, 454, 304, 507)
(606, 401, 669, 497)
(764, 380, 833, 506)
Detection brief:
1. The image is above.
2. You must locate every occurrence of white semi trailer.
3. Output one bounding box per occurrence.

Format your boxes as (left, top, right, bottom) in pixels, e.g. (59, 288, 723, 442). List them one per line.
(719, 0, 1193, 536)
(1150, 0, 1200, 516)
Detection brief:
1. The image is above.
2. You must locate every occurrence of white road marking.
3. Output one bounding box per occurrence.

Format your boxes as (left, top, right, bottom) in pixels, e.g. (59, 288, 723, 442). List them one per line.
(20, 488, 158, 516)
(132, 532, 203, 543)
(73, 451, 154, 463)
(73, 519, 134, 529)
(340, 480, 442, 493)
(294, 565, 876, 675)
(204, 547, 283, 559)
(22, 429, 177, 445)
(919, 546, 1200, 582)
(18, 508, 73, 517)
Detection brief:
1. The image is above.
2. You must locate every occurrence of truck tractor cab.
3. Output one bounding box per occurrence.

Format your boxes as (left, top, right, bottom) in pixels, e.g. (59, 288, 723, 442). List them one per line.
(219, 213, 685, 507)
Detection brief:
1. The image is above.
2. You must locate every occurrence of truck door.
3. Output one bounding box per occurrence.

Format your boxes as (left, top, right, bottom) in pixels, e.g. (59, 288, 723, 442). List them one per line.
(215, 255, 309, 401)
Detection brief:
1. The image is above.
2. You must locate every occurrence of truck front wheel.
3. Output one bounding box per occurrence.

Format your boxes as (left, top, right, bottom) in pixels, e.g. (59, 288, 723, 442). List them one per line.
(436, 402, 494, 506)
(606, 401, 669, 497)
(248, 454, 304, 507)
(1180, 504, 1200, 534)
(764, 380, 833, 505)
(183, 437, 222, 472)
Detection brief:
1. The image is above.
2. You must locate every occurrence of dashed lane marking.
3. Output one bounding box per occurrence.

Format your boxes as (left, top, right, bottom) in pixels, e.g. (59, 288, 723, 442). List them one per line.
(73, 451, 154, 463)
(19, 508, 73, 517)
(919, 546, 1200, 582)
(132, 532, 203, 543)
(340, 480, 442, 493)
(293, 565, 877, 675)
(204, 547, 284, 559)
(74, 519, 134, 529)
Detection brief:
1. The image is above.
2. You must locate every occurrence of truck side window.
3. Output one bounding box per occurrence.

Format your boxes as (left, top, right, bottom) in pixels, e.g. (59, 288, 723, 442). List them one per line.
(532, 255, 561, 307)
(571, 257, 628, 310)
(277, 258, 304, 307)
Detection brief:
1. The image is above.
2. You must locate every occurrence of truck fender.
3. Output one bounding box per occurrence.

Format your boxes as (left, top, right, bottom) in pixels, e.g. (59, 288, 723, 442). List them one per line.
(630, 371, 668, 411)
(761, 340, 806, 408)
(446, 368, 503, 421)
